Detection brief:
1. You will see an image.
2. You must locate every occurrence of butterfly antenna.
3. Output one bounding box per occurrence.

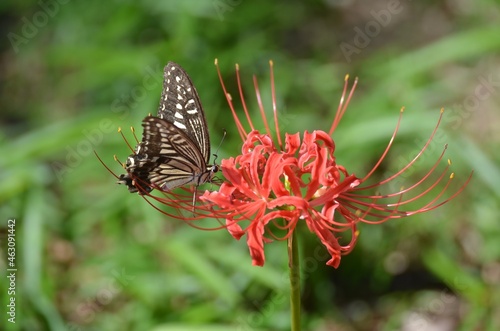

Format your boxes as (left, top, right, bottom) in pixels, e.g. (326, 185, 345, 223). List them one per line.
(118, 127, 135, 152)
(212, 129, 227, 164)
(130, 126, 140, 145)
(113, 155, 126, 169)
(94, 150, 120, 179)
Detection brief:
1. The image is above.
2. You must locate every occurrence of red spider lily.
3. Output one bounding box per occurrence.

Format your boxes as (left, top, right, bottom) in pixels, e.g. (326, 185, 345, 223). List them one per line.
(197, 60, 472, 268)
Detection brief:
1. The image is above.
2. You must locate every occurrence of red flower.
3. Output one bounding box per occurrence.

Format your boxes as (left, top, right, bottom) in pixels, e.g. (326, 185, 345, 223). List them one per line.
(198, 60, 472, 268)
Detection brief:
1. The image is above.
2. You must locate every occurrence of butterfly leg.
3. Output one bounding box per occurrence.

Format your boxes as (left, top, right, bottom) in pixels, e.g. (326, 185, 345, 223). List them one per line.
(191, 187, 197, 213)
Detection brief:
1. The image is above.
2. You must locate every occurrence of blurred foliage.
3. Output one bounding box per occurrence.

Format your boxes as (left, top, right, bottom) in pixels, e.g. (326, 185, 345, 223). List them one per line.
(1, 0, 500, 330)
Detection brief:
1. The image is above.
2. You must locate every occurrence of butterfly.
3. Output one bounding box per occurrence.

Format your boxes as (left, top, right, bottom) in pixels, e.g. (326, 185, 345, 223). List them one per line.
(118, 62, 218, 195)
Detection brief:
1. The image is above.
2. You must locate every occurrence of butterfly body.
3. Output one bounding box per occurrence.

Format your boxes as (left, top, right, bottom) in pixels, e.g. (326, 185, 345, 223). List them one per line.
(118, 62, 217, 194)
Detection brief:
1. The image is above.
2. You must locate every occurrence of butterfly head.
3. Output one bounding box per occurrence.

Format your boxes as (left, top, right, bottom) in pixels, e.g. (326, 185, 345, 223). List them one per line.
(117, 145, 155, 194)
(117, 173, 153, 194)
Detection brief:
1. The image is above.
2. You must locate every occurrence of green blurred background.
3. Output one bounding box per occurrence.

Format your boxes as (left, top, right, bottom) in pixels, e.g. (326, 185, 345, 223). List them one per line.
(1, 0, 499, 330)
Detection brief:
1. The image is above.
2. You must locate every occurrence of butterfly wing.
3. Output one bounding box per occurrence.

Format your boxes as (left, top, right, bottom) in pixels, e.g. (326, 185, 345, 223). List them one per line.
(157, 62, 211, 164)
(118, 62, 217, 194)
(118, 116, 209, 194)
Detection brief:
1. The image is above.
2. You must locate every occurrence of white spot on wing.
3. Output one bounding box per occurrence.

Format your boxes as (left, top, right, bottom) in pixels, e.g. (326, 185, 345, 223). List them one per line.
(187, 109, 198, 114)
(174, 112, 183, 119)
(175, 75, 181, 83)
(176, 103, 182, 110)
(174, 121, 187, 129)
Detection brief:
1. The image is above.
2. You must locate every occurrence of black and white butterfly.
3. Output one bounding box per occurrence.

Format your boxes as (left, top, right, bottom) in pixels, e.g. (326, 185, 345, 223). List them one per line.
(118, 62, 218, 194)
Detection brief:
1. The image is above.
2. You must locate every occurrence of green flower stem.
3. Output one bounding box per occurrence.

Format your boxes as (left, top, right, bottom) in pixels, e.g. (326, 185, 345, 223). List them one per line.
(288, 230, 301, 331)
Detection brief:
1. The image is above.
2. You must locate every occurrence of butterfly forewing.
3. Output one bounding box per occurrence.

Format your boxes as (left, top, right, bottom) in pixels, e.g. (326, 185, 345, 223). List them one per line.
(157, 62, 210, 164)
